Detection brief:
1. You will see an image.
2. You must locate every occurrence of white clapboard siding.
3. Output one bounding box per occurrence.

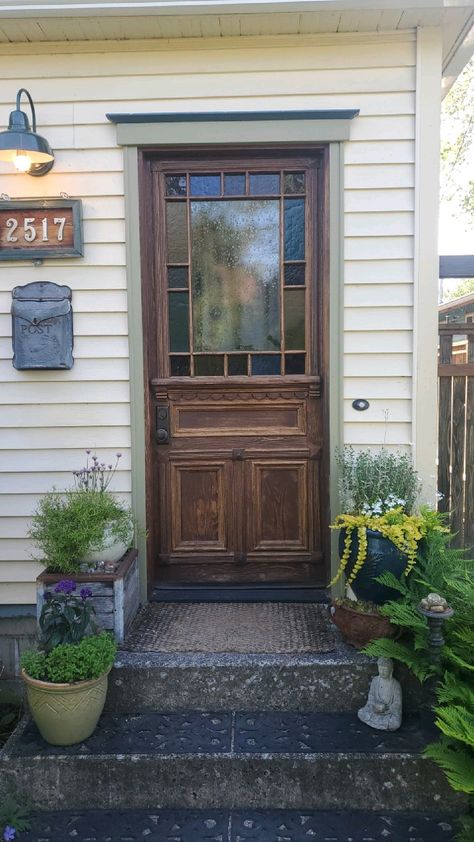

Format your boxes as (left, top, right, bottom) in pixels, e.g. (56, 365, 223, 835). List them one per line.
(0, 33, 416, 603)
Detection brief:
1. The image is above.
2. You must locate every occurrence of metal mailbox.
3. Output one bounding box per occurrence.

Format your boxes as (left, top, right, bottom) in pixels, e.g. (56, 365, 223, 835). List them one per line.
(11, 281, 73, 370)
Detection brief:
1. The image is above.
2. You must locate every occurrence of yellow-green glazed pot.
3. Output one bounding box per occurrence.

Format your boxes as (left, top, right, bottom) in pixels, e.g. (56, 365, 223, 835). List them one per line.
(22, 668, 110, 746)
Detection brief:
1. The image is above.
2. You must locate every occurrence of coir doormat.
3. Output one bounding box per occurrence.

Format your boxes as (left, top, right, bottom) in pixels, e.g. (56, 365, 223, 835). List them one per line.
(122, 602, 336, 654)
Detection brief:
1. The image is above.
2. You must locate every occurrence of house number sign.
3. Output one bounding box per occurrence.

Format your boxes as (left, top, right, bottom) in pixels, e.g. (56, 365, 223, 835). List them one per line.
(0, 199, 83, 260)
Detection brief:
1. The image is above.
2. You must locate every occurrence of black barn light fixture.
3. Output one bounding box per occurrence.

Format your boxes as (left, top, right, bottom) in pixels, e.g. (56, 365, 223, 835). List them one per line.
(0, 88, 54, 176)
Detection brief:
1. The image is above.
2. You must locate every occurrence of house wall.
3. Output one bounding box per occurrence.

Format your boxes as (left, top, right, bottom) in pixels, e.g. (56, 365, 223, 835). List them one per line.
(0, 30, 433, 605)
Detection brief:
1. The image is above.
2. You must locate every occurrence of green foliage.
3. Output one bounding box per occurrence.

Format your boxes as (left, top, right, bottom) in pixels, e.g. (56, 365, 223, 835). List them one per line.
(457, 813, 474, 842)
(0, 793, 31, 833)
(364, 524, 474, 837)
(443, 278, 474, 302)
(336, 447, 421, 514)
(441, 57, 474, 223)
(21, 633, 117, 684)
(39, 582, 96, 652)
(28, 488, 133, 573)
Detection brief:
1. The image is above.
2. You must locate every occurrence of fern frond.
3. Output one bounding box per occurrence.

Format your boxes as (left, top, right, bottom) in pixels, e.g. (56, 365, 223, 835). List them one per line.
(363, 638, 431, 681)
(424, 737, 474, 794)
(434, 705, 474, 748)
(437, 672, 474, 710)
(374, 571, 410, 595)
(457, 812, 474, 842)
(444, 646, 474, 673)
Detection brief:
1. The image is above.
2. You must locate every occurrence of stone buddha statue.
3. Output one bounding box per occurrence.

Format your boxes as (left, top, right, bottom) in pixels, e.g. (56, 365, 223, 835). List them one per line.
(358, 656, 402, 731)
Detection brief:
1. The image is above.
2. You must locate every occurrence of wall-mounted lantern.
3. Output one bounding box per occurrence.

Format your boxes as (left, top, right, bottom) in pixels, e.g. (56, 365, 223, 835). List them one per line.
(0, 88, 54, 176)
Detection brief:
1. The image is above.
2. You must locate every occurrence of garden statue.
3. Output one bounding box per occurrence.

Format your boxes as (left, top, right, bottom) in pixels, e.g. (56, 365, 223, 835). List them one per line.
(358, 657, 402, 731)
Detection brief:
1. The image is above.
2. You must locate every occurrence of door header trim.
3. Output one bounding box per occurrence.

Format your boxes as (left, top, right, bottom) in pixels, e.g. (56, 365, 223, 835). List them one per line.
(108, 110, 359, 146)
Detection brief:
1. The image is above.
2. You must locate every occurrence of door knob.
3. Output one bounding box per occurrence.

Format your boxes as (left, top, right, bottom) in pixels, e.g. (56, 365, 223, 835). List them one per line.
(155, 405, 170, 444)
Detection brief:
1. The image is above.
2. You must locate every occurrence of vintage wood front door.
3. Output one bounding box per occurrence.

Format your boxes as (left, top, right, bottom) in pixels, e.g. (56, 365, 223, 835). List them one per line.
(140, 149, 328, 588)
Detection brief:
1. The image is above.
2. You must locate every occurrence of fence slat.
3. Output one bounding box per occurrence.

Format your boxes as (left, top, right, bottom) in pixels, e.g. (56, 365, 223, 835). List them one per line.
(464, 377, 474, 550)
(450, 376, 466, 546)
(438, 376, 452, 514)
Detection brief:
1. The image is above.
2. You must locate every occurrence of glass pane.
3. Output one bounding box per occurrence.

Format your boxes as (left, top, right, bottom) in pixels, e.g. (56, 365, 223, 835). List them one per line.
(249, 173, 280, 195)
(251, 354, 281, 375)
(168, 292, 190, 352)
(284, 172, 305, 194)
(284, 289, 305, 350)
(170, 355, 190, 376)
(166, 203, 188, 263)
(191, 200, 280, 352)
(284, 198, 305, 261)
(165, 174, 187, 196)
(228, 354, 248, 375)
(194, 355, 224, 376)
(285, 353, 306, 374)
(224, 173, 246, 195)
(190, 175, 221, 197)
(284, 264, 305, 286)
(168, 266, 189, 288)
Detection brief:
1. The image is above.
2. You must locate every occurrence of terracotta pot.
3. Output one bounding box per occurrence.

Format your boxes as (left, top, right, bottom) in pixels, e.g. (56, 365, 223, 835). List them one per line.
(329, 602, 398, 650)
(22, 668, 110, 746)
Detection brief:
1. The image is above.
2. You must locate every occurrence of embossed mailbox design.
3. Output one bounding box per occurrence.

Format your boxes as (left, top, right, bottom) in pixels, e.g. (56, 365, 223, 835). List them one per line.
(11, 281, 73, 370)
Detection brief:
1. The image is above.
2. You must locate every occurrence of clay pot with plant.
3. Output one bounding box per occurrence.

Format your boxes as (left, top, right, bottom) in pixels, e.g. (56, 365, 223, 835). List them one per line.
(21, 580, 117, 746)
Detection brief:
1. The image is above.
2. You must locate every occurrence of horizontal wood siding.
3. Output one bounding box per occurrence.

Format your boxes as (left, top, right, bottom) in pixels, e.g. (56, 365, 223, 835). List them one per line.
(0, 33, 416, 602)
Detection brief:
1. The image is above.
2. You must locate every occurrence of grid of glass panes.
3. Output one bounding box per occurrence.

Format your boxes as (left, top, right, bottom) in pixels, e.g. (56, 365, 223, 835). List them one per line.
(164, 170, 308, 377)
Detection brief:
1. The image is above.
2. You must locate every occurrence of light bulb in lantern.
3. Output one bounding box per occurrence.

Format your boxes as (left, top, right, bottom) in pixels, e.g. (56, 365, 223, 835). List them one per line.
(13, 152, 32, 172)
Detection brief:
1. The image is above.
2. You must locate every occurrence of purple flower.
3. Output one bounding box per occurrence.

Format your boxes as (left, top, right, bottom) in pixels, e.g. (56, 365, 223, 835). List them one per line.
(3, 826, 16, 841)
(54, 579, 76, 594)
(80, 587, 93, 601)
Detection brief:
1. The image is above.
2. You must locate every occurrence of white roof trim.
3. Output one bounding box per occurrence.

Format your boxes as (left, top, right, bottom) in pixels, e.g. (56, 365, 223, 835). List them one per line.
(1, 1, 474, 17)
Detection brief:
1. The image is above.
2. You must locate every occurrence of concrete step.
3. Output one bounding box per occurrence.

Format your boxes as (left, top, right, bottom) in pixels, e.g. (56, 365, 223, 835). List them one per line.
(108, 647, 425, 714)
(0, 710, 463, 813)
(17, 807, 459, 841)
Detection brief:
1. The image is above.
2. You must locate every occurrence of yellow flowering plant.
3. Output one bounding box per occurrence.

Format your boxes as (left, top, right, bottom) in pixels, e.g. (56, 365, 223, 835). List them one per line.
(330, 507, 430, 587)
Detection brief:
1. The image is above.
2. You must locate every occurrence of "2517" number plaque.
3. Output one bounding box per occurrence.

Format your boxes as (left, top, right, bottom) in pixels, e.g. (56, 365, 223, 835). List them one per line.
(0, 199, 83, 260)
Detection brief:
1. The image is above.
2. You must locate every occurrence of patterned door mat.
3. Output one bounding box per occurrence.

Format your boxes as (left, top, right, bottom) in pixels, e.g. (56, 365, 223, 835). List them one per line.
(122, 602, 336, 654)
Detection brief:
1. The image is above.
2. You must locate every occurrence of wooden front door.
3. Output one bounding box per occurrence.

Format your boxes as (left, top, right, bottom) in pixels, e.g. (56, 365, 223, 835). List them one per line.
(140, 149, 328, 588)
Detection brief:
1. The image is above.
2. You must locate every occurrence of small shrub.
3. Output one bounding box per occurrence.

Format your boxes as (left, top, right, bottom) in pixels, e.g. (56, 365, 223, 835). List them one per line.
(21, 633, 117, 684)
(336, 447, 421, 515)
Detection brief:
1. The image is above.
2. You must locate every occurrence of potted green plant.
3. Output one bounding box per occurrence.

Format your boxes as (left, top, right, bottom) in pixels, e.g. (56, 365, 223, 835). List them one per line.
(29, 452, 134, 574)
(29, 452, 140, 643)
(20, 580, 117, 746)
(330, 448, 444, 604)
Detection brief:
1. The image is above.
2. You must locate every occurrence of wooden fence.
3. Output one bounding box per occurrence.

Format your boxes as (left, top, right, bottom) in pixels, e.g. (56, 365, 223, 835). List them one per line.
(438, 322, 474, 548)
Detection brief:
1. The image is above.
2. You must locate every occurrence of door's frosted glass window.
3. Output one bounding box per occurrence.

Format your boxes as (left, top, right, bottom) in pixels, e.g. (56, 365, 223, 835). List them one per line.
(194, 355, 225, 376)
(284, 264, 305, 286)
(191, 200, 280, 353)
(165, 174, 187, 196)
(190, 175, 221, 196)
(228, 355, 248, 375)
(166, 203, 188, 264)
(168, 292, 190, 353)
(224, 173, 246, 195)
(284, 172, 305, 194)
(168, 266, 188, 288)
(249, 173, 280, 195)
(170, 355, 190, 376)
(284, 289, 305, 350)
(284, 199, 305, 261)
(251, 354, 281, 375)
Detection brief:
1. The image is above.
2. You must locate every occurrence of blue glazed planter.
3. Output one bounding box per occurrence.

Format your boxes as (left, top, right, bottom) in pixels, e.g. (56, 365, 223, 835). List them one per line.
(338, 528, 409, 605)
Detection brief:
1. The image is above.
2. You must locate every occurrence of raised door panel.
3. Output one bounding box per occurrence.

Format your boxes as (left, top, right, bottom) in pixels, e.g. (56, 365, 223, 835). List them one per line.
(170, 461, 233, 554)
(247, 459, 310, 553)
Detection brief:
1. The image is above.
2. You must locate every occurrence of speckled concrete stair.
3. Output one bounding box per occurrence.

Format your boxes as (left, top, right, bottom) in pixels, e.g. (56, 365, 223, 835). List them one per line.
(0, 710, 463, 813)
(106, 647, 425, 714)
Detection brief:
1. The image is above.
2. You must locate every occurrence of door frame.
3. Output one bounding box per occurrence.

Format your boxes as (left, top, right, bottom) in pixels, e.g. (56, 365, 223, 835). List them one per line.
(117, 126, 348, 601)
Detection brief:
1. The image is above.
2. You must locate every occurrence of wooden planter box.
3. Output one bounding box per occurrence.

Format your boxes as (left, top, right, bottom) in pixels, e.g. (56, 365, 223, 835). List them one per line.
(36, 549, 140, 644)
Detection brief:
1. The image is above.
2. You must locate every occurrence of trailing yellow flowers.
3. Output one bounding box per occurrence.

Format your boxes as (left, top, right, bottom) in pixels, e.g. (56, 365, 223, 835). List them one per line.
(330, 507, 431, 588)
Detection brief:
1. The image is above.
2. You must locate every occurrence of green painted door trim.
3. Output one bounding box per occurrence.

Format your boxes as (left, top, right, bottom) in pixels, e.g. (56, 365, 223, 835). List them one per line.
(114, 117, 357, 147)
(121, 138, 345, 599)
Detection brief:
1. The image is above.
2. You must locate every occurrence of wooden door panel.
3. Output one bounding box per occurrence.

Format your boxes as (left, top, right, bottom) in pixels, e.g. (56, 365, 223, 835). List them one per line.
(172, 401, 305, 437)
(170, 461, 233, 555)
(248, 460, 309, 552)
